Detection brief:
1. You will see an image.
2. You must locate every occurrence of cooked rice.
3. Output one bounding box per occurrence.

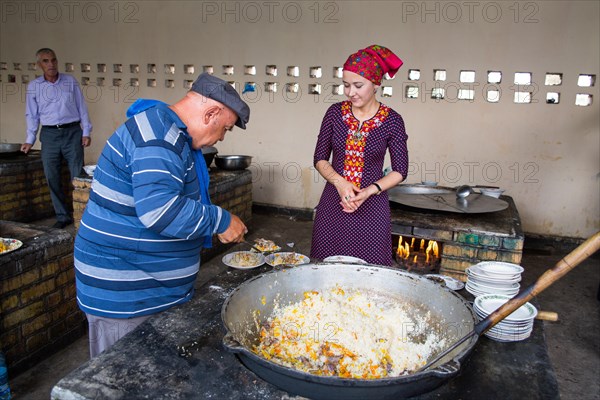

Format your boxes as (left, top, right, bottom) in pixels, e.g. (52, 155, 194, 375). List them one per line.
(253, 286, 446, 379)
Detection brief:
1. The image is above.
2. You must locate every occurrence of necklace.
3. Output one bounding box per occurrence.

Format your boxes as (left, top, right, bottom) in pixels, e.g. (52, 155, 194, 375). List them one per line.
(351, 122, 365, 143)
(350, 102, 380, 143)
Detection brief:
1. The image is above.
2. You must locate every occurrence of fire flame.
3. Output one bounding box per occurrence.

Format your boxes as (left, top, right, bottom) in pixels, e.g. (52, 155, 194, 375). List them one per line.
(396, 236, 439, 264)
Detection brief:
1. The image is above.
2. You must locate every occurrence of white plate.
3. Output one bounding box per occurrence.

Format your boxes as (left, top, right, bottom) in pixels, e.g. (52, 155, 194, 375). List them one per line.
(476, 261, 524, 277)
(323, 255, 367, 264)
(465, 285, 485, 297)
(488, 321, 534, 333)
(485, 322, 533, 335)
(467, 279, 519, 292)
(466, 284, 519, 297)
(467, 283, 519, 298)
(468, 264, 522, 279)
(485, 329, 532, 342)
(425, 274, 465, 291)
(474, 294, 538, 322)
(222, 251, 265, 269)
(266, 252, 310, 267)
(468, 279, 520, 292)
(467, 267, 522, 284)
(0, 238, 23, 256)
(475, 309, 533, 327)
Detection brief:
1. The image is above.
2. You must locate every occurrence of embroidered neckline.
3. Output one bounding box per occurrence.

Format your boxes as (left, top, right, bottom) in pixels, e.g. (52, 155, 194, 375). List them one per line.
(341, 101, 390, 188)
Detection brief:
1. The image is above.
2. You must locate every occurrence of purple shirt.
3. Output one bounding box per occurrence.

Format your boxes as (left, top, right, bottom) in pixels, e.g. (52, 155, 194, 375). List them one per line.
(25, 73, 92, 144)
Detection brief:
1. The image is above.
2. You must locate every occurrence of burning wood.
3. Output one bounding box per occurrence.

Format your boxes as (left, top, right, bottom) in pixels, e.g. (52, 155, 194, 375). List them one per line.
(395, 236, 441, 273)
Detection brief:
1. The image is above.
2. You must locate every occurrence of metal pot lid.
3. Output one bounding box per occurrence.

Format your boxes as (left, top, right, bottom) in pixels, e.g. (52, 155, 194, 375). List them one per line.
(388, 185, 508, 214)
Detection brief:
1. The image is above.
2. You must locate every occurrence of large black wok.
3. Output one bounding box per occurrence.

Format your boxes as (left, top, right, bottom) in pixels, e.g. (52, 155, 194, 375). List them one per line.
(222, 264, 478, 399)
(222, 233, 600, 399)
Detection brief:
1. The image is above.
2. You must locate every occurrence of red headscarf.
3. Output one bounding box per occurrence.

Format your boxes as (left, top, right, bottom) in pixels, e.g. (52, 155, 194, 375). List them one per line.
(343, 45, 403, 85)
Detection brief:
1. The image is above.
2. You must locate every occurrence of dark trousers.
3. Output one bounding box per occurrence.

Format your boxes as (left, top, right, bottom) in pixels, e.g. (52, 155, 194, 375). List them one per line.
(40, 125, 84, 222)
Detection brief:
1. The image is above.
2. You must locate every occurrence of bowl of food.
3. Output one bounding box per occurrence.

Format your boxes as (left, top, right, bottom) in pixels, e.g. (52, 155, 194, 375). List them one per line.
(479, 188, 505, 198)
(214, 155, 252, 171)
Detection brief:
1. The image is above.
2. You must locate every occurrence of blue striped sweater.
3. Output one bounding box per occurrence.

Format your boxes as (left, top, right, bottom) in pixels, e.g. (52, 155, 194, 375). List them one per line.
(74, 102, 231, 318)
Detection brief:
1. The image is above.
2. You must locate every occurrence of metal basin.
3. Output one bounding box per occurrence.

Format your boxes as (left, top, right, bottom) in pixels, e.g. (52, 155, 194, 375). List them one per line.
(215, 155, 252, 170)
(221, 263, 477, 400)
(0, 143, 22, 154)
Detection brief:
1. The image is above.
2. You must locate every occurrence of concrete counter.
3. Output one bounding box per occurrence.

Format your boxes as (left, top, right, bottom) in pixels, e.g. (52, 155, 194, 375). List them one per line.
(51, 257, 559, 400)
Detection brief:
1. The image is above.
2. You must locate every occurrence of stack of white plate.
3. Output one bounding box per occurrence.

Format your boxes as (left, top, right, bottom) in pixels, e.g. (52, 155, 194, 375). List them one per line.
(465, 261, 524, 297)
(474, 294, 538, 342)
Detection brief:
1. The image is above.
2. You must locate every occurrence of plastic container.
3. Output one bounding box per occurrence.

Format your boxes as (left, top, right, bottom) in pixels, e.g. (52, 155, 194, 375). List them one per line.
(0, 352, 11, 400)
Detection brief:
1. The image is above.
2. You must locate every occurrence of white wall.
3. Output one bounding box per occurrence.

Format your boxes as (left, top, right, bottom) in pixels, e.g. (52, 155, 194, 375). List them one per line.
(1, 0, 598, 238)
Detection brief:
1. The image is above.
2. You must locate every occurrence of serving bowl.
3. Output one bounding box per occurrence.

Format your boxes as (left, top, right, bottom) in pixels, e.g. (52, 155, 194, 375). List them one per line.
(479, 188, 505, 198)
(215, 155, 252, 170)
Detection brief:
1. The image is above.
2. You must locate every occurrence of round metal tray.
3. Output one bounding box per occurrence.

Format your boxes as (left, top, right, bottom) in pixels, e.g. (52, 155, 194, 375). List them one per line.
(388, 185, 508, 214)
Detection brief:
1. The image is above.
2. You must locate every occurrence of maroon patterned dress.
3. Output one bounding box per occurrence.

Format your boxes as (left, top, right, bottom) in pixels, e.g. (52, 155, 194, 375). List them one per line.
(310, 101, 409, 266)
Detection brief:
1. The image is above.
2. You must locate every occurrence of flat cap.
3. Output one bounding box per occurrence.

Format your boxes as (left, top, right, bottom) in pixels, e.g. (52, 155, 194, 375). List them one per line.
(191, 73, 250, 129)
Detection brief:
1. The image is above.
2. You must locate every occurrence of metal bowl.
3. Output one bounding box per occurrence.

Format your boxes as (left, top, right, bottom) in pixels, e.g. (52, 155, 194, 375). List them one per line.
(215, 155, 252, 170)
(0, 143, 22, 154)
(479, 188, 505, 198)
(201, 146, 218, 167)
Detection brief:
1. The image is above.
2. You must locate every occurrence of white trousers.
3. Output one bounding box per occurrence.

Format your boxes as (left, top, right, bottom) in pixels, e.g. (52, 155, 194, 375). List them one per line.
(86, 313, 151, 358)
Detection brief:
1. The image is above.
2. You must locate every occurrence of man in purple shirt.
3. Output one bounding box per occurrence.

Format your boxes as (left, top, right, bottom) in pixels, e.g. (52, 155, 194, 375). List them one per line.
(22, 48, 92, 229)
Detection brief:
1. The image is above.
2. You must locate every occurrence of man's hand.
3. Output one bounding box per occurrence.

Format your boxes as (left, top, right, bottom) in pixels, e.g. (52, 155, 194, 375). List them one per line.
(217, 214, 247, 243)
(21, 143, 33, 154)
(82, 137, 91, 147)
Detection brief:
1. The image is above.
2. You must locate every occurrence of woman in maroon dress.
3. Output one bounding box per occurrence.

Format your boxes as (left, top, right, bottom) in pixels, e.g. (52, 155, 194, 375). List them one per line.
(310, 45, 409, 266)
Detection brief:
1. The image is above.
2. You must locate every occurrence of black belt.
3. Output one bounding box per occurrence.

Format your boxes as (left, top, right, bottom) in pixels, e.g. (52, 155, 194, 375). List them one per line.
(42, 121, 80, 129)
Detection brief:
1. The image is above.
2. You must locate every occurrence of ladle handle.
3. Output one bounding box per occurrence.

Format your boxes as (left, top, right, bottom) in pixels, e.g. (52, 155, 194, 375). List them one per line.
(475, 231, 600, 335)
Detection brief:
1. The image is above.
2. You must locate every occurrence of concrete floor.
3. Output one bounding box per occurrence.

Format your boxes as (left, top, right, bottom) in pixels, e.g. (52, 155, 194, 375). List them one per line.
(7, 213, 600, 400)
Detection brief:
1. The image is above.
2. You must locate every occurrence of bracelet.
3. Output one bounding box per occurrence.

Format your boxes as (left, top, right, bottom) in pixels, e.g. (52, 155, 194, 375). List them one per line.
(373, 182, 383, 194)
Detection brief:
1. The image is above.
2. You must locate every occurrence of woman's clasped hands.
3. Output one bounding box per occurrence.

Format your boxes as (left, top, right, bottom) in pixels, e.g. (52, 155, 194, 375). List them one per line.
(338, 182, 376, 213)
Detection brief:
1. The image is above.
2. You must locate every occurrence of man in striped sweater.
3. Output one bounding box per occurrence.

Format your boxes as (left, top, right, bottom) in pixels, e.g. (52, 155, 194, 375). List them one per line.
(74, 73, 250, 357)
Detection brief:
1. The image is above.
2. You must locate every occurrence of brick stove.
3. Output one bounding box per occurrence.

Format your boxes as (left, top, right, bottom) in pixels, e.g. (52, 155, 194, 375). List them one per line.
(390, 196, 524, 282)
(0, 151, 72, 222)
(1, 166, 253, 374)
(0, 220, 86, 375)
